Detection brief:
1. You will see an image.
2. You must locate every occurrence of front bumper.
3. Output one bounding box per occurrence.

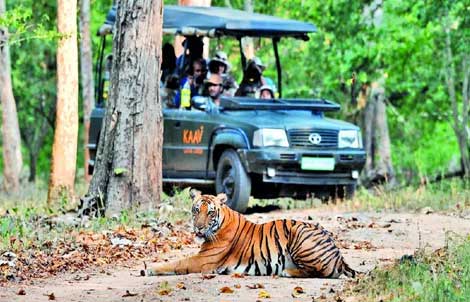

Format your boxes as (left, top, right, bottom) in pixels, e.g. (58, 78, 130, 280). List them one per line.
(239, 148, 366, 185)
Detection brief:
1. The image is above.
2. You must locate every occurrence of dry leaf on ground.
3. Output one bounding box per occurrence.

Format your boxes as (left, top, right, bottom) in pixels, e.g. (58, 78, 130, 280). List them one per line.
(122, 290, 138, 297)
(176, 282, 186, 290)
(219, 286, 234, 294)
(247, 283, 265, 289)
(258, 289, 271, 298)
(231, 272, 245, 278)
(158, 289, 172, 296)
(201, 274, 217, 279)
(44, 293, 55, 300)
(292, 286, 305, 298)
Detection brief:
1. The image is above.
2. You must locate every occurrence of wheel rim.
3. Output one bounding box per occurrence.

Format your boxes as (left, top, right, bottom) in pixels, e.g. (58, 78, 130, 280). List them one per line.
(221, 162, 235, 199)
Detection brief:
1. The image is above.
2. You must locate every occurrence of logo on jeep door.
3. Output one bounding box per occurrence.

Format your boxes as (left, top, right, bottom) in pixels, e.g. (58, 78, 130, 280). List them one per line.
(308, 133, 322, 145)
(183, 126, 204, 144)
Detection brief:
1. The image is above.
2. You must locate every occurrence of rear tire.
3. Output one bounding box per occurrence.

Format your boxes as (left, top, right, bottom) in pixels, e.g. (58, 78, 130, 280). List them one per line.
(215, 149, 251, 213)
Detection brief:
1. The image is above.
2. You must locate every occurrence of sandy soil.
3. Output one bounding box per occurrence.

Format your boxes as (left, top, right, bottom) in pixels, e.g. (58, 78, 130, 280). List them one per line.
(2, 208, 470, 302)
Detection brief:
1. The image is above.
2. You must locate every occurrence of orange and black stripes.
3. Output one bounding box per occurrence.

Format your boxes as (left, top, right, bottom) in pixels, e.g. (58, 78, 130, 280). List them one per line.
(146, 191, 356, 278)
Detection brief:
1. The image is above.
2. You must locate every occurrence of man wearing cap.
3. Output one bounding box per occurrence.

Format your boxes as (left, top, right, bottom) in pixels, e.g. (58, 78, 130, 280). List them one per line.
(208, 51, 238, 96)
(200, 73, 224, 113)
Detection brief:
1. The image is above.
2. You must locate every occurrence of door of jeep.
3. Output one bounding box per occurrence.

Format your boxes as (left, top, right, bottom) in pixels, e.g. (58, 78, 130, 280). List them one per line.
(163, 109, 219, 178)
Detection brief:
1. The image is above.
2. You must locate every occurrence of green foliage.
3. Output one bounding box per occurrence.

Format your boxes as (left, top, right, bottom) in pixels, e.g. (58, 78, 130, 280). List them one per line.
(211, 0, 468, 183)
(350, 235, 470, 301)
(1, 0, 467, 184)
(0, 5, 59, 45)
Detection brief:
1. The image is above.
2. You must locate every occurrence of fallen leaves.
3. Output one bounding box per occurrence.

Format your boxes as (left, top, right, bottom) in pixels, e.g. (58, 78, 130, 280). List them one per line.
(1, 222, 193, 284)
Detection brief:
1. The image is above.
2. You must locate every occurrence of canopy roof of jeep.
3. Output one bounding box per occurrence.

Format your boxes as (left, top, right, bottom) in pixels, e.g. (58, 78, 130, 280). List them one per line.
(100, 5, 317, 39)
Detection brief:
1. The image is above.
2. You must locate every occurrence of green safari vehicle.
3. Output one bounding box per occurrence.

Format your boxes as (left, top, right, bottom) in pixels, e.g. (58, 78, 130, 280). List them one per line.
(88, 5, 366, 213)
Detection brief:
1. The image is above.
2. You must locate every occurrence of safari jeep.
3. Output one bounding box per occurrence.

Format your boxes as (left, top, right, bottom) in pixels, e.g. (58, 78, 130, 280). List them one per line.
(88, 5, 366, 213)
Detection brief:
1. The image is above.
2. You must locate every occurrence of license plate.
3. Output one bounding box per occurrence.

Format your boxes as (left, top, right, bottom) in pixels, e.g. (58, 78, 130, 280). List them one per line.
(301, 157, 335, 171)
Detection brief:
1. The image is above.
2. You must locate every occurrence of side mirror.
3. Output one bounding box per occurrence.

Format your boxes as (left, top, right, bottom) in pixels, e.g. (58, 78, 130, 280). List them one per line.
(191, 96, 207, 111)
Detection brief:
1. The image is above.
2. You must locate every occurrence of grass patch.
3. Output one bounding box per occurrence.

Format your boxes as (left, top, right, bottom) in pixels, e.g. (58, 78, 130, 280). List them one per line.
(348, 179, 470, 212)
(250, 178, 470, 213)
(347, 234, 470, 301)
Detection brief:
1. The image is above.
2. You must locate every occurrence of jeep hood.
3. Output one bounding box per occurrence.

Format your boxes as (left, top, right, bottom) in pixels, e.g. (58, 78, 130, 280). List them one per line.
(221, 110, 359, 131)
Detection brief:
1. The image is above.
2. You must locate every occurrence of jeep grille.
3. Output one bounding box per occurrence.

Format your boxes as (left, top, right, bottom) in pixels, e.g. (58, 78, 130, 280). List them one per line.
(288, 128, 338, 148)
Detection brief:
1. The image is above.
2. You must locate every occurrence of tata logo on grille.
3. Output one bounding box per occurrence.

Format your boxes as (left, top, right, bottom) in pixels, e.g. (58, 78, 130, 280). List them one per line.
(308, 133, 322, 145)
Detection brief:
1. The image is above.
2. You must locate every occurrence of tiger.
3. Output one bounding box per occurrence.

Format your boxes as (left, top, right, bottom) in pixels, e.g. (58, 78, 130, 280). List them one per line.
(143, 189, 356, 278)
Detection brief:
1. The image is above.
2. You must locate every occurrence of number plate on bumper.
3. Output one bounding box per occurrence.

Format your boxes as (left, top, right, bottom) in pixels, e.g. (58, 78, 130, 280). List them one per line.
(301, 157, 335, 171)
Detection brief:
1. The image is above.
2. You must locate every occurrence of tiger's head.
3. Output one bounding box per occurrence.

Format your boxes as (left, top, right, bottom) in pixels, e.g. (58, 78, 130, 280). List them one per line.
(189, 189, 227, 243)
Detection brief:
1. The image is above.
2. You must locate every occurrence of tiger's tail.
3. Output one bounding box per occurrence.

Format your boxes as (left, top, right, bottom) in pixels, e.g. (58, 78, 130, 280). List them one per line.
(342, 261, 356, 278)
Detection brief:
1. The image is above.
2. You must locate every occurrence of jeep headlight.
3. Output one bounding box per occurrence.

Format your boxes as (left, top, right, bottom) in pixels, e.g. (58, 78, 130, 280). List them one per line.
(253, 129, 289, 147)
(338, 130, 363, 148)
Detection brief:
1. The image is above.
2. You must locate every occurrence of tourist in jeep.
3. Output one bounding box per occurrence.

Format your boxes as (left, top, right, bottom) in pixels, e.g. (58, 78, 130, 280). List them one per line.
(200, 73, 224, 113)
(235, 56, 266, 97)
(257, 84, 275, 99)
(208, 51, 238, 96)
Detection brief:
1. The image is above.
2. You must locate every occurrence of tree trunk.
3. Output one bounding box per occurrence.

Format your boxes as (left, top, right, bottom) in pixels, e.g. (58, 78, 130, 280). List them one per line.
(48, 0, 79, 204)
(175, 0, 211, 58)
(443, 17, 470, 177)
(85, 0, 164, 216)
(0, 0, 23, 193)
(362, 82, 395, 186)
(79, 0, 95, 183)
(28, 152, 37, 182)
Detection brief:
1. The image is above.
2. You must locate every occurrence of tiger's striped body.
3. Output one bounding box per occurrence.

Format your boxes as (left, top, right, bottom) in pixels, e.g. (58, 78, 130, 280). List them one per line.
(145, 191, 355, 278)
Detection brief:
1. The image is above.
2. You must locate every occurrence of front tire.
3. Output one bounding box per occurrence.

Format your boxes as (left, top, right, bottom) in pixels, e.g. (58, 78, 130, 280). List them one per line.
(215, 149, 251, 213)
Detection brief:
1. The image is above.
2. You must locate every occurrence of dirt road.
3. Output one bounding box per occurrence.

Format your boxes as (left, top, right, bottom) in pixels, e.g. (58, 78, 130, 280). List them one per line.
(2, 209, 470, 302)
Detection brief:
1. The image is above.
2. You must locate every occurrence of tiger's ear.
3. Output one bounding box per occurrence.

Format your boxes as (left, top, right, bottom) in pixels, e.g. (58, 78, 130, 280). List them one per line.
(216, 193, 227, 205)
(189, 189, 201, 201)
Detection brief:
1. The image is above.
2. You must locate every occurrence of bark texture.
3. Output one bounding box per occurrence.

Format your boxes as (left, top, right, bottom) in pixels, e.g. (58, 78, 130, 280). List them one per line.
(0, 0, 23, 192)
(79, 0, 95, 182)
(85, 0, 164, 216)
(362, 82, 395, 186)
(48, 0, 79, 203)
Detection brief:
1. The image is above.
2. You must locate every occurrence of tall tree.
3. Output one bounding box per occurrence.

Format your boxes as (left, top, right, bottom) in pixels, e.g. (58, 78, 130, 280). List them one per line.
(362, 81, 395, 185)
(79, 0, 94, 182)
(83, 0, 164, 216)
(0, 0, 23, 192)
(47, 0, 78, 203)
